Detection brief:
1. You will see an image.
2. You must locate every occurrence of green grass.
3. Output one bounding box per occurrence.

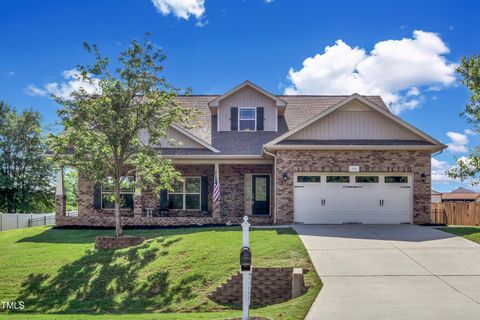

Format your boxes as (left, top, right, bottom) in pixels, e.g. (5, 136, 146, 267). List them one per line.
(0, 226, 321, 320)
(440, 226, 480, 244)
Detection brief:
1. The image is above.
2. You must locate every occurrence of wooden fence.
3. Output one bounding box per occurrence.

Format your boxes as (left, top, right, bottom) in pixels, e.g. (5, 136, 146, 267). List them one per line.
(431, 202, 480, 226)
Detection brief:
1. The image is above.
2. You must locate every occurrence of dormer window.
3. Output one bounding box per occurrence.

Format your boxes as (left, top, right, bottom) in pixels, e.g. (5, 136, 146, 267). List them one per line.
(239, 107, 256, 131)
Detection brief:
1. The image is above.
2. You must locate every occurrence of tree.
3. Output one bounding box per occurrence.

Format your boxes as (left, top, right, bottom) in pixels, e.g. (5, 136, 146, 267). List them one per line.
(448, 55, 480, 184)
(0, 102, 55, 213)
(48, 37, 197, 237)
(64, 169, 78, 211)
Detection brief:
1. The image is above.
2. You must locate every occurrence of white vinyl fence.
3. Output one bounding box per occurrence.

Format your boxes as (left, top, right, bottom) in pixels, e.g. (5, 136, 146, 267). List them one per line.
(0, 212, 79, 231)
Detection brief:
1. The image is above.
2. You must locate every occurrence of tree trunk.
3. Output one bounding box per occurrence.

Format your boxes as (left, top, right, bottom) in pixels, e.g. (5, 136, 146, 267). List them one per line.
(114, 180, 123, 237)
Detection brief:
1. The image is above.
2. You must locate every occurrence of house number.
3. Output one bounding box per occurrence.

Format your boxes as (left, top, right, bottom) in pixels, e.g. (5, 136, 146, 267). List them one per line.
(349, 165, 360, 172)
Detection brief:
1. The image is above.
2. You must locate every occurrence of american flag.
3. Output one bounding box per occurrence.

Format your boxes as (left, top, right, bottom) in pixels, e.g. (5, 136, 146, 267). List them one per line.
(213, 173, 220, 202)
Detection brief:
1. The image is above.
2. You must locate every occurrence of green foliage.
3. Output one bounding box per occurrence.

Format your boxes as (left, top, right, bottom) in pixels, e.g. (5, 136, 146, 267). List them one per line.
(448, 55, 480, 184)
(441, 227, 480, 244)
(0, 102, 54, 213)
(48, 36, 198, 235)
(0, 226, 321, 319)
(64, 169, 78, 211)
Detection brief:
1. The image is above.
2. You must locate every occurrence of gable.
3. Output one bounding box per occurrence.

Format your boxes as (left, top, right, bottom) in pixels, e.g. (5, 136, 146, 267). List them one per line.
(158, 127, 206, 148)
(217, 86, 278, 131)
(286, 100, 424, 141)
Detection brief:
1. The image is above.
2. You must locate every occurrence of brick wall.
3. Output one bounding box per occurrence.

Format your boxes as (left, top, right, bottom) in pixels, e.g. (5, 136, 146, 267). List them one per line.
(57, 164, 274, 227)
(275, 150, 432, 224)
(219, 164, 274, 219)
(209, 267, 306, 305)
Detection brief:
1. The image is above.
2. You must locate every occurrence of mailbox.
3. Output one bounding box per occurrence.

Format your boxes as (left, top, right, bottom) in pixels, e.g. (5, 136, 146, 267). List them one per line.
(240, 246, 252, 271)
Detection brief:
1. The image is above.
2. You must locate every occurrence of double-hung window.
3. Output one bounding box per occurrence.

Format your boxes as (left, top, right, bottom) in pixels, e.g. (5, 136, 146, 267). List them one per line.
(239, 107, 256, 131)
(169, 177, 201, 210)
(101, 176, 135, 209)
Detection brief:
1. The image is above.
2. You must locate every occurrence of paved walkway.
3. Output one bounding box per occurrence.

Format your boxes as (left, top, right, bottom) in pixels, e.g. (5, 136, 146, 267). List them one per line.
(294, 224, 480, 320)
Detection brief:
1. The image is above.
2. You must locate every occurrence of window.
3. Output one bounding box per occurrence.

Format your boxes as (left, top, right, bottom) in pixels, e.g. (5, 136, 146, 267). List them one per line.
(101, 176, 135, 209)
(297, 176, 321, 183)
(239, 108, 256, 131)
(169, 177, 201, 210)
(385, 176, 408, 183)
(326, 176, 350, 183)
(355, 176, 379, 183)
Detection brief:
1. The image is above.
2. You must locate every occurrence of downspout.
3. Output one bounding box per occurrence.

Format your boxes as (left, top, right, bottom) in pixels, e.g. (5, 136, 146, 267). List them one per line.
(263, 147, 277, 225)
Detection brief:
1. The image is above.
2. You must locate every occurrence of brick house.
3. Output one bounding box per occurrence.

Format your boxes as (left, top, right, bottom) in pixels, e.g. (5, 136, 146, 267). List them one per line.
(55, 81, 446, 227)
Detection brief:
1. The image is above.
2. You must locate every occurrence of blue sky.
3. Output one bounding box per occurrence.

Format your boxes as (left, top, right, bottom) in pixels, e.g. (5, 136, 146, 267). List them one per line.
(1, 0, 479, 192)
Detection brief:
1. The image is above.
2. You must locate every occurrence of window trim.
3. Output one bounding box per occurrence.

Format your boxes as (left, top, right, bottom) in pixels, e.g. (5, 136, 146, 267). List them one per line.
(168, 176, 202, 210)
(238, 107, 257, 132)
(326, 175, 351, 183)
(355, 176, 379, 183)
(384, 176, 409, 183)
(101, 176, 135, 210)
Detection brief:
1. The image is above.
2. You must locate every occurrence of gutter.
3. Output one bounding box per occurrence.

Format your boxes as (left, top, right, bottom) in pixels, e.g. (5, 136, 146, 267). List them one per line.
(263, 147, 277, 225)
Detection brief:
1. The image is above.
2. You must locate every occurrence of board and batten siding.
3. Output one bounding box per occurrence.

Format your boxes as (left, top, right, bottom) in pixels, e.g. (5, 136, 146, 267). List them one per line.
(287, 102, 423, 141)
(139, 127, 205, 148)
(218, 86, 277, 131)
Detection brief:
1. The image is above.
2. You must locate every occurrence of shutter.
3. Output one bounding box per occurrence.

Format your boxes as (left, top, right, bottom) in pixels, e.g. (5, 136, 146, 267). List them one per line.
(93, 185, 102, 209)
(160, 189, 169, 210)
(201, 176, 209, 212)
(256, 107, 264, 131)
(231, 107, 238, 131)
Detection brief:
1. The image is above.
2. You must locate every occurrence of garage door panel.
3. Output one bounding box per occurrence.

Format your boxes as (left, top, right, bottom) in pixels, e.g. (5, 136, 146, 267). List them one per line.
(294, 173, 412, 224)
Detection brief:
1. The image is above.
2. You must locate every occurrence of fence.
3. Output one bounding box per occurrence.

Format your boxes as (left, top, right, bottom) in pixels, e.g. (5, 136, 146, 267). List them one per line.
(0, 212, 77, 231)
(431, 202, 480, 226)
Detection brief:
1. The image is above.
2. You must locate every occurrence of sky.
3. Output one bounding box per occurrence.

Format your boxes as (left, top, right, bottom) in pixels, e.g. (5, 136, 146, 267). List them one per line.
(0, 0, 479, 192)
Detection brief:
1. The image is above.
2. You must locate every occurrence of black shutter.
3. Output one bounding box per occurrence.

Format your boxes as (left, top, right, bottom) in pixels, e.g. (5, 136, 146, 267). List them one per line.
(160, 189, 169, 210)
(201, 176, 209, 212)
(256, 107, 264, 131)
(93, 185, 102, 209)
(231, 107, 238, 131)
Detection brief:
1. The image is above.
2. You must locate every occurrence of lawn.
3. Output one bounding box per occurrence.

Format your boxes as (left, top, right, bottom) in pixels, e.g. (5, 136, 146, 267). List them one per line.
(0, 226, 321, 320)
(440, 226, 480, 244)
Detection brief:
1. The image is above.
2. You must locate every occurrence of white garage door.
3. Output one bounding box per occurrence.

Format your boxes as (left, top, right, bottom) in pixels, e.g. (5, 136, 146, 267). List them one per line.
(294, 173, 412, 224)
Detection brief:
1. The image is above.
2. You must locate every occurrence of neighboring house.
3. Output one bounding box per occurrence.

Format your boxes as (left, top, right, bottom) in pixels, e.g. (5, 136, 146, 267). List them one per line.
(441, 187, 480, 203)
(55, 81, 446, 227)
(431, 190, 442, 203)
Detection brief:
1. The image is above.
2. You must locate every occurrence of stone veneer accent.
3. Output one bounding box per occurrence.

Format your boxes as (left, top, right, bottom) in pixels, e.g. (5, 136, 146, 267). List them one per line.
(209, 267, 306, 305)
(275, 150, 432, 225)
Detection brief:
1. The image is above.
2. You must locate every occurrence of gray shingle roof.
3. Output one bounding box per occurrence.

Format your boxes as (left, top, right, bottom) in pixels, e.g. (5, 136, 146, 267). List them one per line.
(172, 94, 390, 156)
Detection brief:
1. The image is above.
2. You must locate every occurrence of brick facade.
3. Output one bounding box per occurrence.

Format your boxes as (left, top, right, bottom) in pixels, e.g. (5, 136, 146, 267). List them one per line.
(275, 150, 432, 224)
(56, 164, 274, 227)
(209, 267, 307, 305)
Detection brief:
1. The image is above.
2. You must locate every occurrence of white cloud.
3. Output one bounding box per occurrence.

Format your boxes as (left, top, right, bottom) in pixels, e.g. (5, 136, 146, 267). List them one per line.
(25, 69, 100, 100)
(431, 158, 454, 183)
(7, 71, 15, 76)
(464, 128, 476, 135)
(151, 0, 205, 25)
(285, 30, 456, 114)
(446, 130, 473, 153)
(25, 84, 48, 97)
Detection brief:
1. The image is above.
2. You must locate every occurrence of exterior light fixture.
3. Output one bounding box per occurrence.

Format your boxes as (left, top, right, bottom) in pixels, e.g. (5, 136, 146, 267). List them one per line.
(420, 173, 427, 182)
(282, 172, 288, 182)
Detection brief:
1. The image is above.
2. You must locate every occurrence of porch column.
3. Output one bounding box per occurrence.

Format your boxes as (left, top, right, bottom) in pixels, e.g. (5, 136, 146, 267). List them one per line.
(212, 162, 221, 222)
(133, 170, 143, 217)
(55, 168, 66, 216)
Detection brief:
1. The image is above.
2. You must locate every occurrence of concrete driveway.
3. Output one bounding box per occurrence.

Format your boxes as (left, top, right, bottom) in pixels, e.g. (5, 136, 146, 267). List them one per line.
(294, 224, 480, 320)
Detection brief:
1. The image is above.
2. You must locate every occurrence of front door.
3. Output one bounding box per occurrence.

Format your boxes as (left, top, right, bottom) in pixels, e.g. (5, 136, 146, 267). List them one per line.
(252, 175, 270, 215)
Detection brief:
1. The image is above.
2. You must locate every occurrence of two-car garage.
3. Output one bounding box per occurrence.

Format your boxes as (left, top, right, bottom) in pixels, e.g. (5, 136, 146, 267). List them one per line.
(293, 173, 413, 224)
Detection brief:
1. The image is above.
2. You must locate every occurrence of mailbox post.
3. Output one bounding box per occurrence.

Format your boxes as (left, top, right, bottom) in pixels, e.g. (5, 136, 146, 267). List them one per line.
(240, 216, 252, 320)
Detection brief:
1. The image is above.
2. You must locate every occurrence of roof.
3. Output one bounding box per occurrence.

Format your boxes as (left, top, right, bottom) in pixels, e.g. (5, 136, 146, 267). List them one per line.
(450, 187, 476, 193)
(442, 193, 480, 201)
(175, 94, 390, 155)
(276, 139, 434, 146)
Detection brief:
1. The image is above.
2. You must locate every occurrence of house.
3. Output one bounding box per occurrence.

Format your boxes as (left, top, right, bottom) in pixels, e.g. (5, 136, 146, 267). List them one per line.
(55, 81, 446, 227)
(441, 187, 480, 202)
(431, 190, 442, 203)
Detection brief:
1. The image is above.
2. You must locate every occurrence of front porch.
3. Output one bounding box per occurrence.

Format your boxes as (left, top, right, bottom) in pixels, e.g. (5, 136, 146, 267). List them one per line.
(55, 161, 275, 227)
